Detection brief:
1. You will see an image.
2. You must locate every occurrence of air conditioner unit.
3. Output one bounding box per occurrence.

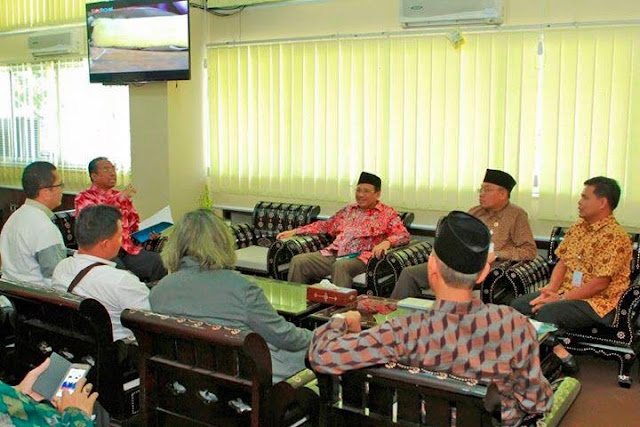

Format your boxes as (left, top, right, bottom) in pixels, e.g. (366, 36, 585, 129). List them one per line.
(400, 0, 504, 28)
(28, 30, 83, 58)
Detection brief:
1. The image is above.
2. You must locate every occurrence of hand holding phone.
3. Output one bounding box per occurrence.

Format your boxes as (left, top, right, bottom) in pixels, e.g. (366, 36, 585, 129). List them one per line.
(32, 352, 91, 402)
(54, 377, 99, 417)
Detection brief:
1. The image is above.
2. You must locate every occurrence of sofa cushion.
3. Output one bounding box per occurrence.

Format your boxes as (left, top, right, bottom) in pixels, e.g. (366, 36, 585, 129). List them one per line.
(235, 246, 269, 273)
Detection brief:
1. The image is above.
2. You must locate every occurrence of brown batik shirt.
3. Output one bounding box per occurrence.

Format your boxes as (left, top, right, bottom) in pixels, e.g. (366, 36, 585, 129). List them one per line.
(468, 203, 537, 261)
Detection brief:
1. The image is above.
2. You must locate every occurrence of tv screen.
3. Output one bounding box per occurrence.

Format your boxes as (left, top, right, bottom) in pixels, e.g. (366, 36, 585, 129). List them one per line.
(86, 0, 190, 84)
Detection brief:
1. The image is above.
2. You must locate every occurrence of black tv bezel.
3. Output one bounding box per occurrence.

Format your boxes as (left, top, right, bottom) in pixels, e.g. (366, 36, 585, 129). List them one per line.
(86, 0, 191, 84)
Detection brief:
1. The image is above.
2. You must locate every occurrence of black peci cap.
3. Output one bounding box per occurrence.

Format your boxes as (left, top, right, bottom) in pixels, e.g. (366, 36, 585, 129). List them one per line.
(434, 211, 491, 274)
(357, 172, 382, 189)
(483, 169, 516, 193)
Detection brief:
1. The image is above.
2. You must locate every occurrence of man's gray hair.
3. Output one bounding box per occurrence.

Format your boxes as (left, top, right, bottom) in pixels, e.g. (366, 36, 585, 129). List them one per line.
(434, 254, 480, 290)
(161, 208, 236, 273)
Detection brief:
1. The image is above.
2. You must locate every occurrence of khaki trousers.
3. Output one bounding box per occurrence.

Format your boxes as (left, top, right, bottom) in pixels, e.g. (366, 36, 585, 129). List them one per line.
(287, 252, 366, 288)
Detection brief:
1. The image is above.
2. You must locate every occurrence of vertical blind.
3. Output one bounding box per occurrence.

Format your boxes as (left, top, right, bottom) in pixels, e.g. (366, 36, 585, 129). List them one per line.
(208, 31, 540, 212)
(0, 59, 131, 190)
(0, 0, 87, 32)
(539, 27, 640, 226)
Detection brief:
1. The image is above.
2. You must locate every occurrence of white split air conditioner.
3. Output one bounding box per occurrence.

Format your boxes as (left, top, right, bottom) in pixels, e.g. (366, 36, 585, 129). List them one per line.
(400, 0, 504, 28)
(28, 30, 83, 58)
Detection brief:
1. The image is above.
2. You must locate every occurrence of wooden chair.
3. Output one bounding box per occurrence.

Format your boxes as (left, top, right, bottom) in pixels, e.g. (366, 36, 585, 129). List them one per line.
(52, 209, 77, 249)
(121, 308, 318, 426)
(313, 362, 543, 426)
(230, 201, 321, 276)
(0, 279, 140, 424)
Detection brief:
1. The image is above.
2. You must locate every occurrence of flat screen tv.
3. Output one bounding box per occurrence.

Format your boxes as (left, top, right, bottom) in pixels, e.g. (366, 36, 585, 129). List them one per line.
(86, 0, 190, 83)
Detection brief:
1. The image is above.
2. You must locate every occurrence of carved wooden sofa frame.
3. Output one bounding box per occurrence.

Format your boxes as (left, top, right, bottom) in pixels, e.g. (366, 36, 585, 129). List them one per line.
(121, 308, 318, 426)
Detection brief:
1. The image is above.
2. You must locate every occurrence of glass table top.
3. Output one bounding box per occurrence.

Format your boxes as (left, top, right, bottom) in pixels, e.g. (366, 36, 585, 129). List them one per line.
(246, 275, 319, 316)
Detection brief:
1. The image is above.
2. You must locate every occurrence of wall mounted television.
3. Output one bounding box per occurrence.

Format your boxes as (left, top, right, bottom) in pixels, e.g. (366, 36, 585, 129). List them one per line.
(86, 0, 190, 84)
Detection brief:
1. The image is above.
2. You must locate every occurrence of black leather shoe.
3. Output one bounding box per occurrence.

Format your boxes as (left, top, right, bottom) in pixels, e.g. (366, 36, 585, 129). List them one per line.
(560, 354, 579, 375)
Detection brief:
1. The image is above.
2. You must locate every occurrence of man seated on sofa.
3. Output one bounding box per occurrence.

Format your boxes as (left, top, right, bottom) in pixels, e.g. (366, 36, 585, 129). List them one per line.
(75, 157, 166, 282)
(391, 168, 537, 299)
(277, 172, 410, 288)
(309, 211, 553, 426)
(0, 161, 66, 286)
(52, 204, 150, 343)
(511, 176, 632, 374)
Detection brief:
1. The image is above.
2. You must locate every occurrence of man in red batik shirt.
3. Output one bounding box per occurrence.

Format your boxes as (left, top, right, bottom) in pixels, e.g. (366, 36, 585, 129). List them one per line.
(277, 172, 410, 288)
(75, 157, 167, 282)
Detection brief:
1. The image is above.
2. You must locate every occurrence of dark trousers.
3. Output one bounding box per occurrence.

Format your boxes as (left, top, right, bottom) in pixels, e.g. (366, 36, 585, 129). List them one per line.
(390, 263, 429, 299)
(511, 291, 615, 329)
(114, 248, 167, 283)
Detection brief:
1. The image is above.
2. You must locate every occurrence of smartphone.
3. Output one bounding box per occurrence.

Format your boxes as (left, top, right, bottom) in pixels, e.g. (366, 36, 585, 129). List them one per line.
(55, 366, 90, 398)
(32, 352, 91, 401)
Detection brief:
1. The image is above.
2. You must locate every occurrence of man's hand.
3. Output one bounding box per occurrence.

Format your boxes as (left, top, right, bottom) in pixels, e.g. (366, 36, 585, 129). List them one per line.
(14, 358, 50, 402)
(343, 310, 362, 333)
(530, 286, 561, 313)
(372, 240, 391, 259)
(53, 378, 98, 418)
(277, 229, 297, 240)
(121, 184, 137, 199)
(149, 232, 161, 240)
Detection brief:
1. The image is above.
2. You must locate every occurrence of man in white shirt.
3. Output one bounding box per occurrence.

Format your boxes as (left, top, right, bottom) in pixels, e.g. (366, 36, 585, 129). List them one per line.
(52, 204, 150, 342)
(0, 161, 66, 286)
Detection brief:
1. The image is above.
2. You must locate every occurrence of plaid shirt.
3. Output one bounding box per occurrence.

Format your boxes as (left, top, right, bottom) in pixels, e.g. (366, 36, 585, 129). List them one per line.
(309, 299, 553, 426)
(295, 202, 410, 264)
(75, 184, 141, 255)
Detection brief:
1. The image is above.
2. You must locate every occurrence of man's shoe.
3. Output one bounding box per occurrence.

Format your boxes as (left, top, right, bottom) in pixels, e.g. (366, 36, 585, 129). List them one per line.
(560, 354, 579, 375)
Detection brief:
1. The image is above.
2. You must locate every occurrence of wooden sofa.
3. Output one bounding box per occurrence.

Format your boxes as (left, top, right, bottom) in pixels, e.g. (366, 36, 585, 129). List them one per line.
(314, 361, 543, 426)
(230, 201, 321, 276)
(272, 211, 416, 295)
(121, 308, 318, 426)
(0, 279, 140, 424)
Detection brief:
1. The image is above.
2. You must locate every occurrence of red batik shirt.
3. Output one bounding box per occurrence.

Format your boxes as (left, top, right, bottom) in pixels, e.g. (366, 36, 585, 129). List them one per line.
(75, 184, 141, 255)
(295, 202, 410, 264)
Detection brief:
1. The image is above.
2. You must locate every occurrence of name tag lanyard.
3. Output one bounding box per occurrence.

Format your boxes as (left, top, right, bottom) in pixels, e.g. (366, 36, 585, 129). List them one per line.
(572, 254, 584, 287)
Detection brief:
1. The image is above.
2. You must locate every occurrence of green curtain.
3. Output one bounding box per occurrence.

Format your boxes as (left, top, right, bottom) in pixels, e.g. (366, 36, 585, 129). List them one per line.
(207, 32, 540, 213)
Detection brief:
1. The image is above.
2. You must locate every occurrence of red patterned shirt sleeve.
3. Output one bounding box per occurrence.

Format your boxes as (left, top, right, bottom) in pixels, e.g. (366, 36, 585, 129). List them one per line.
(384, 209, 410, 247)
(296, 207, 346, 237)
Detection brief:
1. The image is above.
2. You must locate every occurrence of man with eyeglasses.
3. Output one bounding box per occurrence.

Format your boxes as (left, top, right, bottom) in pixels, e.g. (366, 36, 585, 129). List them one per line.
(75, 157, 167, 283)
(0, 161, 67, 286)
(391, 169, 537, 299)
(278, 172, 410, 288)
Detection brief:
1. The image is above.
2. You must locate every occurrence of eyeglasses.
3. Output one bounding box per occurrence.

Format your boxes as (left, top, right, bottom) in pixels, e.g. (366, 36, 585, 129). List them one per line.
(477, 187, 500, 194)
(41, 182, 65, 190)
(355, 188, 376, 194)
